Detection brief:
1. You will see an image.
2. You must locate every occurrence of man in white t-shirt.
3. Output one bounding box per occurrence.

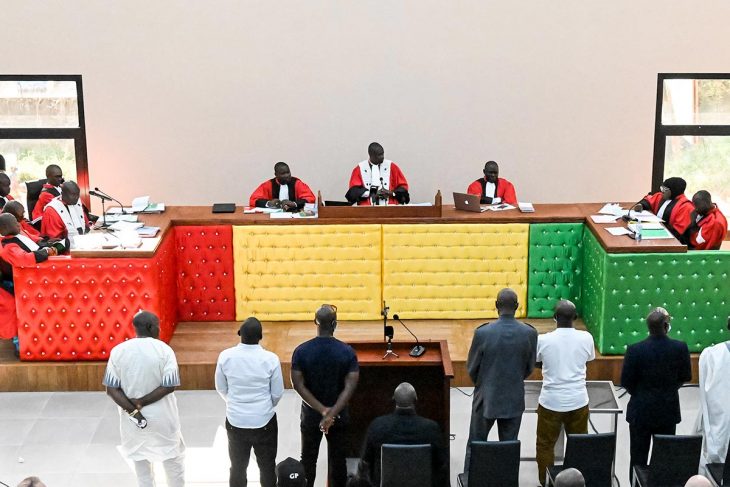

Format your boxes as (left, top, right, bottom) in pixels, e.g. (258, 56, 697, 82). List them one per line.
(535, 300, 595, 486)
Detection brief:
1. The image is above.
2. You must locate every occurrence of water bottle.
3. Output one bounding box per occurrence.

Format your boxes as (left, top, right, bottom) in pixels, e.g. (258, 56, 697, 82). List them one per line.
(635, 222, 642, 242)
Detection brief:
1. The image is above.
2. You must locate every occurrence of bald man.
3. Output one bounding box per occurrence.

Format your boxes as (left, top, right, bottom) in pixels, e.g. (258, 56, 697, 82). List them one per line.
(466, 160, 518, 206)
(0, 173, 13, 207)
(554, 468, 585, 487)
(248, 162, 316, 212)
(359, 383, 448, 487)
(685, 475, 713, 487)
(464, 288, 538, 473)
(535, 300, 595, 486)
(685, 191, 727, 250)
(40, 181, 89, 242)
(31, 164, 64, 220)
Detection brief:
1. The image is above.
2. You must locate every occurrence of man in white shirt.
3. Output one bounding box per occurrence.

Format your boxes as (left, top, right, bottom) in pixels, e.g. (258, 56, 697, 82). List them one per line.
(215, 317, 284, 487)
(535, 300, 595, 486)
(103, 310, 186, 487)
(695, 318, 730, 467)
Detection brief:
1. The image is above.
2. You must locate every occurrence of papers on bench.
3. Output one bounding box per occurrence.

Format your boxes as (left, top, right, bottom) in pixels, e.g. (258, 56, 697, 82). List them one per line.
(605, 227, 632, 236)
(518, 202, 535, 213)
(485, 203, 516, 211)
(107, 196, 165, 214)
(591, 215, 620, 224)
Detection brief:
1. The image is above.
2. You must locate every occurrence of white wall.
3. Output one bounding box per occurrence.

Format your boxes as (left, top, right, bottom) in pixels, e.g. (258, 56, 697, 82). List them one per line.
(2, 1, 730, 208)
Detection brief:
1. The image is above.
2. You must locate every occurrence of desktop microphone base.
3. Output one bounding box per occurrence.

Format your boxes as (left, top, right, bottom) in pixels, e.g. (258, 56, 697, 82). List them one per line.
(409, 345, 426, 358)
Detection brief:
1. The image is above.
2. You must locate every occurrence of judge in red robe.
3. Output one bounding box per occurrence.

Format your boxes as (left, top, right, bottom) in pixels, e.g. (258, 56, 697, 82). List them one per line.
(249, 162, 316, 211)
(684, 191, 728, 250)
(31, 164, 64, 220)
(466, 161, 518, 205)
(346, 142, 409, 206)
(41, 181, 90, 242)
(634, 177, 694, 241)
(2, 201, 40, 239)
(0, 173, 14, 208)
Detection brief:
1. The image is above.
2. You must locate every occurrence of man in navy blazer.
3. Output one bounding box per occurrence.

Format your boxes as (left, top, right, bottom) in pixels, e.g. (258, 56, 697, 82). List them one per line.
(463, 288, 538, 473)
(621, 307, 692, 481)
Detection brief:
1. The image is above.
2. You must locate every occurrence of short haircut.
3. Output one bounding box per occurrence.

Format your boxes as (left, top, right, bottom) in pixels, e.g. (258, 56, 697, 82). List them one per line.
(693, 190, 712, 203)
(17, 477, 48, 487)
(484, 160, 499, 169)
(133, 310, 159, 330)
(368, 142, 384, 156)
(274, 161, 289, 173)
(496, 288, 519, 312)
(315, 305, 337, 330)
(239, 317, 263, 343)
(647, 309, 668, 335)
(0, 173, 9, 184)
(45, 164, 62, 176)
(0, 154, 5, 171)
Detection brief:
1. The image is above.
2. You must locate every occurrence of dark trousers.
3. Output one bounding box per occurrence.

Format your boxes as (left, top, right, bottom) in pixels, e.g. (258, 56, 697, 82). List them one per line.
(300, 408, 349, 487)
(464, 402, 522, 474)
(628, 421, 676, 482)
(226, 415, 278, 487)
(536, 404, 589, 486)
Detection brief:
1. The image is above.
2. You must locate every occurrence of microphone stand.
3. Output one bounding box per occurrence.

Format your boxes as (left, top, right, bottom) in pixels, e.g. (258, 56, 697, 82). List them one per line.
(95, 187, 127, 215)
(393, 314, 426, 357)
(382, 301, 398, 359)
(89, 191, 112, 228)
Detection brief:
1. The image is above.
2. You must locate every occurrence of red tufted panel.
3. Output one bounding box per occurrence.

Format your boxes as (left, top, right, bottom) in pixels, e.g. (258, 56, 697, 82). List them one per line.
(0, 288, 18, 339)
(175, 226, 235, 321)
(14, 232, 177, 361)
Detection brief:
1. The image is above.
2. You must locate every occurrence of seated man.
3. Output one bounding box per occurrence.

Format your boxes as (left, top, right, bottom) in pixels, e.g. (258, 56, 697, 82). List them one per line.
(346, 142, 409, 206)
(249, 162, 316, 211)
(684, 191, 727, 250)
(40, 181, 89, 242)
(633, 177, 693, 240)
(31, 164, 64, 220)
(359, 382, 447, 487)
(0, 173, 13, 207)
(3, 200, 40, 238)
(467, 160, 518, 205)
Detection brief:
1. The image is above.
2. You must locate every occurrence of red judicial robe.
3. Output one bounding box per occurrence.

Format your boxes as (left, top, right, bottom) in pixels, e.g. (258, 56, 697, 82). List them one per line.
(467, 177, 518, 205)
(31, 184, 60, 220)
(20, 220, 40, 239)
(248, 178, 316, 209)
(40, 200, 90, 240)
(346, 160, 409, 206)
(686, 207, 728, 250)
(639, 192, 693, 239)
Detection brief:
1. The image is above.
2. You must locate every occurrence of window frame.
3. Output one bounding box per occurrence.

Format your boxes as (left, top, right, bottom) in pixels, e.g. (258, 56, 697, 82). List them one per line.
(0, 74, 89, 206)
(652, 73, 730, 190)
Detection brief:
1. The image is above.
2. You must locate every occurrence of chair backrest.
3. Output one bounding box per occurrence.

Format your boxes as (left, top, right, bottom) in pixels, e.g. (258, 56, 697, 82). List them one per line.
(381, 444, 432, 487)
(648, 434, 702, 486)
(25, 178, 47, 216)
(563, 433, 616, 487)
(468, 440, 520, 487)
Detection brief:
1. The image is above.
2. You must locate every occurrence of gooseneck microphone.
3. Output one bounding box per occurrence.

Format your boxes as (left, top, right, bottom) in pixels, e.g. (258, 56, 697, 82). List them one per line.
(393, 314, 426, 358)
(381, 302, 398, 359)
(95, 187, 127, 214)
(89, 190, 112, 201)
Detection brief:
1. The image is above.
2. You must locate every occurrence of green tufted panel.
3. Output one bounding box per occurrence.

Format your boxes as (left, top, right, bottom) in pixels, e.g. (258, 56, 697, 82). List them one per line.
(580, 228, 730, 354)
(527, 223, 584, 317)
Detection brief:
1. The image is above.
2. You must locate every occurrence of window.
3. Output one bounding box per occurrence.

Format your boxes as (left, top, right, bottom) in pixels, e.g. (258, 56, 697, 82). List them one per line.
(0, 75, 89, 209)
(653, 74, 730, 214)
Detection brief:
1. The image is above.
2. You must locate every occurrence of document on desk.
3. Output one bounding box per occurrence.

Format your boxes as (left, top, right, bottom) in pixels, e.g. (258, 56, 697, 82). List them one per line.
(486, 204, 516, 211)
(605, 227, 632, 236)
(269, 212, 293, 219)
(591, 215, 620, 224)
(598, 203, 623, 216)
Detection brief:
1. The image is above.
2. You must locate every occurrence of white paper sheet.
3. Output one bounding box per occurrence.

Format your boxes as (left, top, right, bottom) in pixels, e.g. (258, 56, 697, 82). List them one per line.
(605, 227, 633, 236)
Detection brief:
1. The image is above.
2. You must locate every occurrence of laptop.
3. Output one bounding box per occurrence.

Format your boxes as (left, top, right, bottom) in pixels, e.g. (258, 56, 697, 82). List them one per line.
(453, 192, 486, 212)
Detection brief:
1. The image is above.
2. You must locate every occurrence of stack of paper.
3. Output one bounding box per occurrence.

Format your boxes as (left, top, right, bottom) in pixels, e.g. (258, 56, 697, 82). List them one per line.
(109, 220, 144, 232)
(591, 215, 619, 224)
(486, 204, 516, 212)
(518, 202, 535, 213)
(136, 226, 160, 237)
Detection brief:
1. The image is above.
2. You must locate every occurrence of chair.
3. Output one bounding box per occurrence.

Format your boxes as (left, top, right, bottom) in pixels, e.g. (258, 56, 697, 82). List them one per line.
(632, 434, 702, 487)
(381, 444, 431, 487)
(546, 433, 616, 487)
(457, 440, 520, 487)
(25, 178, 46, 217)
(705, 437, 730, 486)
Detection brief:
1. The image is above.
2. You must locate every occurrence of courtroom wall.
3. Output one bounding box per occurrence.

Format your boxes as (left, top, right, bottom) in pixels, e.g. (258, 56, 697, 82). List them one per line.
(2, 1, 730, 208)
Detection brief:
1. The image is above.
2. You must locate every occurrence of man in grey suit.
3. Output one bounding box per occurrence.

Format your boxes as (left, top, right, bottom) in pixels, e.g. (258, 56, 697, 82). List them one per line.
(463, 288, 538, 472)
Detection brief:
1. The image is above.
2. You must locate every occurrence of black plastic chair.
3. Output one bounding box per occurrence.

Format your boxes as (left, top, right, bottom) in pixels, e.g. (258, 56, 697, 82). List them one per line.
(632, 434, 702, 486)
(381, 443, 431, 487)
(457, 440, 520, 487)
(25, 178, 46, 217)
(546, 433, 616, 487)
(705, 437, 730, 486)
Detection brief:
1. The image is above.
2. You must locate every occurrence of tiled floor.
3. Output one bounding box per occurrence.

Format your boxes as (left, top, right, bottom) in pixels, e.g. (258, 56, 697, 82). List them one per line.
(0, 386, 701, 487)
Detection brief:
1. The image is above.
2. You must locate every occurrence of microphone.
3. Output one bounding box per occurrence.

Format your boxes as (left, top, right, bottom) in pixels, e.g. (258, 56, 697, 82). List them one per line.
(382, 302, 393, 340)
(94, 187, 127, 214)
(89, 190, 112, 202)
(622, 200, 644, 222)
(393, 314, 426, 357)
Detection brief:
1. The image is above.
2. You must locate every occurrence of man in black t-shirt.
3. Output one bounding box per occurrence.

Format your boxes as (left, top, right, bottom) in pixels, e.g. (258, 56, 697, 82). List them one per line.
(291, 304, 360, 487)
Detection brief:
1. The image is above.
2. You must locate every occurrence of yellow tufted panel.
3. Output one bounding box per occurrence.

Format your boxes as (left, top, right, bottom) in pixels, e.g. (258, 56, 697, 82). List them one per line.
(233, 225, 382, 321)
(382, 224, 529, 319)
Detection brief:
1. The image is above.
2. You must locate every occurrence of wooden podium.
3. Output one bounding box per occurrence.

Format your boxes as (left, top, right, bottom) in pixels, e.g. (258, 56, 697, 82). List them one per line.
(346, 340, 454, 462)
(317, 191, 443, 218)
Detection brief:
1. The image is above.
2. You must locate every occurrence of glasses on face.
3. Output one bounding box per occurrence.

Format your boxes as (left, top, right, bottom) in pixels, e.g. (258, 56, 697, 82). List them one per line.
(660, 185, 669, 193)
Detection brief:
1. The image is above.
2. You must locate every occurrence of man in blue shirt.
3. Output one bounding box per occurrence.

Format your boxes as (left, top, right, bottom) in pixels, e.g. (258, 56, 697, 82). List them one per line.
(291, 304, 360, 487)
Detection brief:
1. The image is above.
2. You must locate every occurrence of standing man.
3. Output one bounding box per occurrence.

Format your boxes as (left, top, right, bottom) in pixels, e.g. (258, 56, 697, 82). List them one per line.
(464, 288, 538, 473)
(40, 181, 89, 242)
(535, 300, 595, 486)
(359, 382, 448, 487)
(466, 160, 518, 206)
(346, 142, 409, 206)
(621, 307, 691, 482)
(291, 304, 359, 487)
(103, 311, 186, 487)
(685, 190, 728, 250)
(215, 317, 284, 487)
(695, 317, 730, 465)
(248, 162, 316, 212)
(633, 177, 694, 241)
(31, 164, 64, 220)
